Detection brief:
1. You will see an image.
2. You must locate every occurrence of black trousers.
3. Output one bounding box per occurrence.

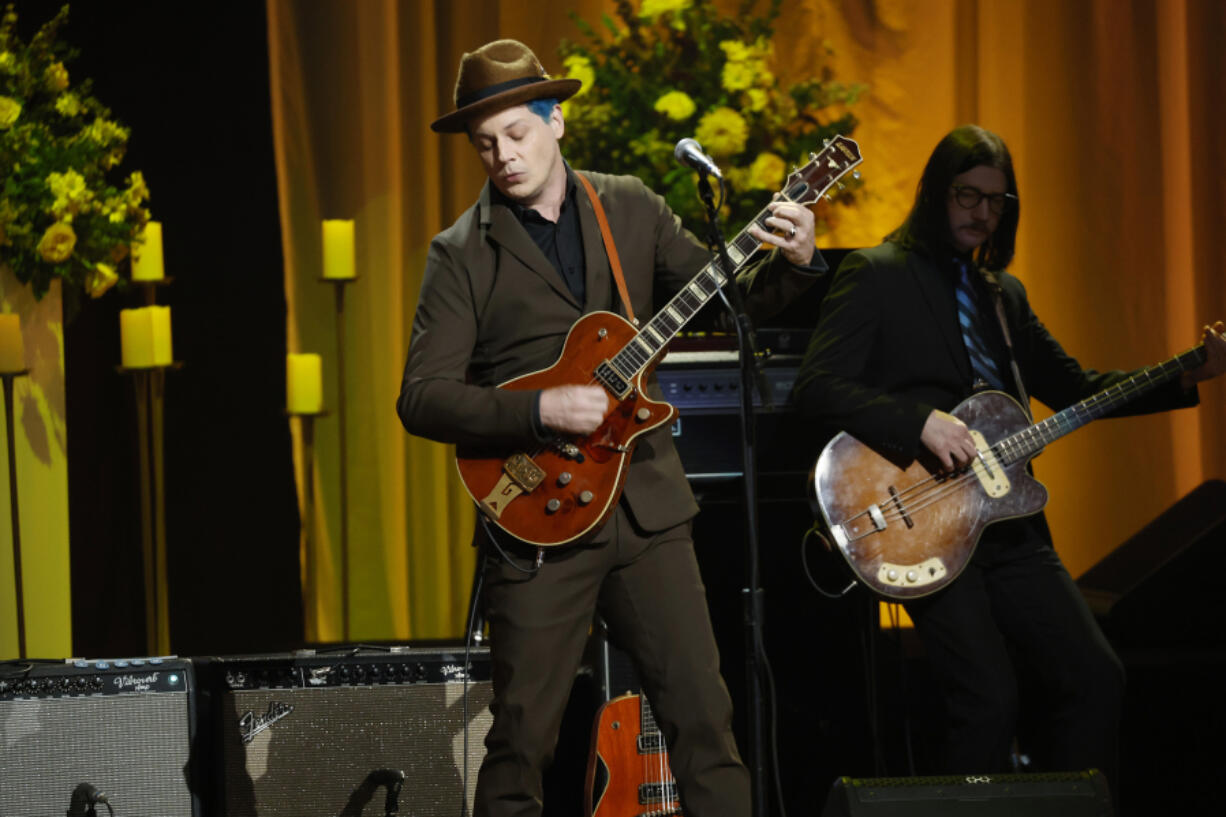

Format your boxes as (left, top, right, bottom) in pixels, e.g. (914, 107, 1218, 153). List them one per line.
(904, 515, 1124, 785)
(474, 505, 749, 817)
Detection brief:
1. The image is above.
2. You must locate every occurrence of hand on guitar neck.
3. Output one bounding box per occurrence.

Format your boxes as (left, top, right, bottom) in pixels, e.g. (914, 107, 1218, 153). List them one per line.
(1179, 320, 1226, 390)
(539, 384, 610, 435)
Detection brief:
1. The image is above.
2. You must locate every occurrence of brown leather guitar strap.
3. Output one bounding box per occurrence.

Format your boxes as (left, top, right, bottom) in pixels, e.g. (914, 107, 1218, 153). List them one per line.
(576, 172, 637, 326)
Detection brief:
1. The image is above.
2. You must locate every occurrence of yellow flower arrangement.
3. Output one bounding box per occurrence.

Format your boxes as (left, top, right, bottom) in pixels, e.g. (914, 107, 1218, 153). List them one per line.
(0, 4, 151, 300)
(559, 0, 864, 234)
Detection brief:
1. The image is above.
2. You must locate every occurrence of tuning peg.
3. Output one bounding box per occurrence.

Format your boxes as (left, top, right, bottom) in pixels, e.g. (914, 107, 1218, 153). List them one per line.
(824, 194, 834, 202)
(852, 170, 861, 180)
(836, 182, 845, 191)
(823, 138, 831, 147)
(809, 151, 817, 161)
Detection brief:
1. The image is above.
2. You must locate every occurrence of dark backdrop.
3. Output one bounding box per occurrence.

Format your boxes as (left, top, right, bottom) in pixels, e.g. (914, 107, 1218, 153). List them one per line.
(18, 0, 305, 657)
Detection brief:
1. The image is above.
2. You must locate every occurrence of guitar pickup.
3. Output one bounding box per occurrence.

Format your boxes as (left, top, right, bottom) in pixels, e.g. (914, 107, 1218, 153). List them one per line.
(503, 453, 545, 491)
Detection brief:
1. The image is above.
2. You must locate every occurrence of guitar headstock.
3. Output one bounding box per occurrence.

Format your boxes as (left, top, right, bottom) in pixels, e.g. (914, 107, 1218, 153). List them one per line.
(782, 135, 863, 205)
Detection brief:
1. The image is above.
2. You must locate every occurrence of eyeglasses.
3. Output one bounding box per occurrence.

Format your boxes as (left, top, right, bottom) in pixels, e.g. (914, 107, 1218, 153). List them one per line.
(950, 184, 1017, 215)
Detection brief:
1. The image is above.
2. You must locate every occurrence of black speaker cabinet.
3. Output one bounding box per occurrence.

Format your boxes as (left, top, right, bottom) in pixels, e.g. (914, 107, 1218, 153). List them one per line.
(821, 772, 1113, 816)
(201, 645, 493, 817)
(0, 657, 199, 816)
(1078, 479, 1226, 647)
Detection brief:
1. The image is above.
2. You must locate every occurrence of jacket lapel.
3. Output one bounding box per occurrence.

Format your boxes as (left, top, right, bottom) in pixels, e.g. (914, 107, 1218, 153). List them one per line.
(480, 183, 582, 309)
(911, 254, 972, 383)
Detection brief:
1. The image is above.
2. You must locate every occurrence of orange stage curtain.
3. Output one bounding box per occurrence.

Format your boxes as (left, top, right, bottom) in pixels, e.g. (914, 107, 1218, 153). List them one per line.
(266, 0, 1225, 640)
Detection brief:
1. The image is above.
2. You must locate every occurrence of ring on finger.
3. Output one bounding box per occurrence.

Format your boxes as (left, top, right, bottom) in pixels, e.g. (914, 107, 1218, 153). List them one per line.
(789, 225, 797, 239)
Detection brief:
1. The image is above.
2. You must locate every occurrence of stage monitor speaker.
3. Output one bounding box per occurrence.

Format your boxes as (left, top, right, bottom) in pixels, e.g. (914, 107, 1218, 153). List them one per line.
(0, 657, 199, 816)
(821, 772, 1113, 816)
(200, 645, 493, 817)
(1077, 479, 1226, 647)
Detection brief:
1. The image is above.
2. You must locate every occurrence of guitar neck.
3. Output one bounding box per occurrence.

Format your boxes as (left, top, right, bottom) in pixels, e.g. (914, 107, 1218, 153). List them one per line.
(999, 344, 1205, 462)
(604, 205, 785, 382)
(602, 137, 862, 387)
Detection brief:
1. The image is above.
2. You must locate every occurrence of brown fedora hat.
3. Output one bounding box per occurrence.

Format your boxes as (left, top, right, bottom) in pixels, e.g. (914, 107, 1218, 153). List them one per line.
(430, 39, 581, 133)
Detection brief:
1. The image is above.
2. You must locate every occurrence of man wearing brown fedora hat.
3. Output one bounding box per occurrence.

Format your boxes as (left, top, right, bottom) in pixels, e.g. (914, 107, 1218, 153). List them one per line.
(398, 38, 825, 816)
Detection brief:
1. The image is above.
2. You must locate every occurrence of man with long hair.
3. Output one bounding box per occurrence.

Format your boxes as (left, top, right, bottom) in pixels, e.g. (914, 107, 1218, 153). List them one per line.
(398, 39, 824, 816)
(794, 124, 1225, 788)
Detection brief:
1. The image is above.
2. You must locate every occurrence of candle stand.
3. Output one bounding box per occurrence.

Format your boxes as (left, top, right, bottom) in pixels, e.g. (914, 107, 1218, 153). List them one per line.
(288, 408, 328, 643)
(325, 276, 355, 641)
(2, 369, 30, 658)
(118, 361, 181, 656)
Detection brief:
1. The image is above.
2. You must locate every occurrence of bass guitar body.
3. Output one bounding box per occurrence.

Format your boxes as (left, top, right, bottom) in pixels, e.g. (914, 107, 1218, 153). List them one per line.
(586, 693, 681, 817)
(456, 311, 675, 547)
(811, 391, 1049, 599)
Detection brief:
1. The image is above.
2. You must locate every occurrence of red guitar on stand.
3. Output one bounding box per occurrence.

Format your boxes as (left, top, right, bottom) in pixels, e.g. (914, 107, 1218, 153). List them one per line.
(586, 692, 681, 817)
(456, 136, 863, 547)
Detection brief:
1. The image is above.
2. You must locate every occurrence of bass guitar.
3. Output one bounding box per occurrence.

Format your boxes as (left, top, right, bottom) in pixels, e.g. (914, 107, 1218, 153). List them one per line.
(458, 136, 863, 546)
(809, 344, 1207, 600)
(586, 692, 681, 817)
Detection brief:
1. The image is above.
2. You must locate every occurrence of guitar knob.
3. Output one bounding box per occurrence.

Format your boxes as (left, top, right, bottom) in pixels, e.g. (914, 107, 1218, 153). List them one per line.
(557, 472, 572, 486)
(886, 569, 899, 582)
(598, 328, 608, 339)
(578, 490, 594, 505)
(906, 570, 918, 583)
(546, 499, 561, 514)
(635, 407, 651, 422)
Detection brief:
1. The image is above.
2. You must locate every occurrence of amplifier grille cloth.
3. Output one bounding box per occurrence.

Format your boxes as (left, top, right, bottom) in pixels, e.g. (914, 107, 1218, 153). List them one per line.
(222, 681, 494, 816)
(0, 693, 194, 816)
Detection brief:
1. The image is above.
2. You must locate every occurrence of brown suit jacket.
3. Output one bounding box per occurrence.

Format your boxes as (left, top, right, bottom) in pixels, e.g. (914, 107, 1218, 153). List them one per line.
(398, 166, 822, 535)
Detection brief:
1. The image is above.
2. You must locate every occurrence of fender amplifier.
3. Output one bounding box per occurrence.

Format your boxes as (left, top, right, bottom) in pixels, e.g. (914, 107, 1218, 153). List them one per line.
(0, 657, 199, 816)
(199, 645, 493, 817)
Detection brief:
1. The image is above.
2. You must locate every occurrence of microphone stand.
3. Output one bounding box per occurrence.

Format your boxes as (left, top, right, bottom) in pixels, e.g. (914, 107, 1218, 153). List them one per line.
(695, 172, 770, 817)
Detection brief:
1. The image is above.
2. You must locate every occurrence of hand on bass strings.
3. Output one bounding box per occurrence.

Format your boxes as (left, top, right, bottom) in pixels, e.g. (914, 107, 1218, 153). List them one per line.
(747, 194, 817, 267)
(920, 409, 979, 472)
(1181, 320, 1226, 389)
(540, 384, 609, 435)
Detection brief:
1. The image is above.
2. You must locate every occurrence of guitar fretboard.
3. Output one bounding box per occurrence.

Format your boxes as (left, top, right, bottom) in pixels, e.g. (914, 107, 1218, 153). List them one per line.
(994, 344, 1206, 465)
(598, 139, 861, 391)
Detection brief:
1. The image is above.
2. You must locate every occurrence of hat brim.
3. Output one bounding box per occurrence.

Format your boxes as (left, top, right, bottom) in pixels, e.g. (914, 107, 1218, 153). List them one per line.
(430, 77, 582, 133)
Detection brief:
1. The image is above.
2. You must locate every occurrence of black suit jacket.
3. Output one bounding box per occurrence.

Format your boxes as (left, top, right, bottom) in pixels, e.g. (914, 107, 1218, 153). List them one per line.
(793, 241, 1198, 465)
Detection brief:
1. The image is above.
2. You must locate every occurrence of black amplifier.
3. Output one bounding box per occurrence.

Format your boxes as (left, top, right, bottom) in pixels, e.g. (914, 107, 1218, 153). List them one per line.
(197, 645, 493, 817)
(657, 346, 822, 495)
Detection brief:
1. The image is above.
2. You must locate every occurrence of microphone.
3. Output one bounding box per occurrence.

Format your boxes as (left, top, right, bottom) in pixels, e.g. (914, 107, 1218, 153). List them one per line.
(674, 138, 722, 179)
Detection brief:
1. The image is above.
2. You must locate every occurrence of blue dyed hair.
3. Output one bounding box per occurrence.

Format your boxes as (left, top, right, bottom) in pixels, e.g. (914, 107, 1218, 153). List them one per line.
(526, 97, 559, 123)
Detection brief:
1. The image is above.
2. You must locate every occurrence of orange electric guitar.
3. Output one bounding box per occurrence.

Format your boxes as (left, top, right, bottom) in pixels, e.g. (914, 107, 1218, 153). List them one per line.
(810, 343, 1208, 600)
(586, 693, 681, 817)
(457, 135, 864, 547)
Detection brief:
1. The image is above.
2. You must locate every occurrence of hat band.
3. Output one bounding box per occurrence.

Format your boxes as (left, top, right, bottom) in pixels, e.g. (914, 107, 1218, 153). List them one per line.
(456, 75, 547, 109)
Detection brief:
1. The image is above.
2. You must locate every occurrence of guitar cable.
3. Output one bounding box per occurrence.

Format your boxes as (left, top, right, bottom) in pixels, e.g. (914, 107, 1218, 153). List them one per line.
(478, 513, 543, 575)
(800, 522, 859, 600)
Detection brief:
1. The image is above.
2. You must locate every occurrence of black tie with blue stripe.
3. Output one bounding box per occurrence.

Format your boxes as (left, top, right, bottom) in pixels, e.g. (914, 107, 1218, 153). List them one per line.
(953, 258, 1005, 391)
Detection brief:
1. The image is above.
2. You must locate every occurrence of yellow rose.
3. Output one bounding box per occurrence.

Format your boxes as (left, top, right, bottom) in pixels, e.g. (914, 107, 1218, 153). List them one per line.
(37, 222, 77, 263)
(746, 152, 786, 191)
(653, 90, 696, 121)
(86, 263, 118, 298)
(55, 93, 81, 117)
(0, 96, 21, 128)
(639, 0, 689, 18)
(45, 61, 69, 91)
(563, 54, 595, 97)
(695, 107, 749, 156)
